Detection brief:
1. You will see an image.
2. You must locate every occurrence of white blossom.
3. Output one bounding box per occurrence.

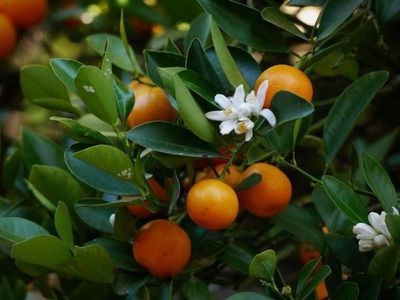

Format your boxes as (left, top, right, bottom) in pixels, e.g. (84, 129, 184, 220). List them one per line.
(109, 213, 115, 227)
(353, 207, 399, 252)
(205, 81, 276, 141)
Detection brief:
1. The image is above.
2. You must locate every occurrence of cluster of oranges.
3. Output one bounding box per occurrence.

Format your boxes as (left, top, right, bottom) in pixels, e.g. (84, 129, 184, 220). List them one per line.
(0, 0, 47, 59)
(127, 65, 313, 278)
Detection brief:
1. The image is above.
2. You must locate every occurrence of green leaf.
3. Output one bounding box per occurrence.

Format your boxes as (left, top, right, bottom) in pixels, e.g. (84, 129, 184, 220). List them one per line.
(0, 277, 14, 300)
(113, 207, 136, 241)
(67, 245, 114, 283)
(185, 13, 211, 51)
(50, 58, 84, 94)
(55, 202, 74, 248)
(74, 66, 119, 125)
(21, 128, 66, 171)
(50, 116, 111, 145)
(300, 265, 331, 300)
(261, 7, 307, 40)
(11, 235, 73, 269)
(313, 50, 359, 80)
(1, 146, 22, 191)
(198, 0, 286, 52)
(65, 144, 139, 195)
(87, 34, 137, 72)
(386, 214, 400, 244)
(296, 257, 322, 296)
(144, 50, 185, 87)
(113, 77, 134, 121)
(29, 165, 83, 208)
(113, 271, 149, 296)
(347, 274, 382, 300)
(273, 204, 325, 251)
(226, 292, 273, 300)
(368, 245, 399, 288)
(322, 176, 368, 224)
(317, 0, 364, 40)
(127, 122, 220, 158)
(312, 186, 350, 233)
(210, 18, 249, 91)
(174, 74, 217, 143)
(271, 91, 315, 126)
(73, 144, 134, 182)
(249, 249, 276, 282)
(235, 174, 262, 191)
(221, 242, 257, 274)
(331, 282, 359, 300)
(376, 0, 400, 23)
(20, 65, 78, 114)
(361, 152, 398, 212)
(74, 199, 115, 233)
(323, 70, 388, 165)
(25, 180, 56, 211)
(168, 170, 181, 215)
(288, 0, 327, 5)
(0, 217, 49, 243)
(181, 277, 211, 300)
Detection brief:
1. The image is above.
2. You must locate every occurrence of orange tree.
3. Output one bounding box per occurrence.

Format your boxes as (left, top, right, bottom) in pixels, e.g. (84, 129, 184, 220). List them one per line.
(1, 0, 400, 299)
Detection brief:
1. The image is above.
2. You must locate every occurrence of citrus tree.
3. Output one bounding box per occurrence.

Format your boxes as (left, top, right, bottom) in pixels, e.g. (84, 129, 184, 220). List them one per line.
(1, 0, 400, 299)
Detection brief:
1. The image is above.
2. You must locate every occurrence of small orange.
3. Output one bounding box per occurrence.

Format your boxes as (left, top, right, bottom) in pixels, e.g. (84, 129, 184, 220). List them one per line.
(126, 78, 177, 128)
(204, 164, 242, 188)
(193, 145, 235, 169)
(316, 281, 328, 300)
(186, 179, 239, 230)
(299, 242, 321, 265)
(0, 0, 47, 29)
(238, 163, 292, 217)
(255, 64, 313, 108)
(0, 13, 16, 59)
(133, 219, 191, 278)
(127, 176, 169, 219)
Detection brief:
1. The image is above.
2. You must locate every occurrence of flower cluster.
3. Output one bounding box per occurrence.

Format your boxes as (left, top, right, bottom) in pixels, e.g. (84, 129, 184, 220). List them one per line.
(353, 207, 399, 252)
(205, 80, 276, 141)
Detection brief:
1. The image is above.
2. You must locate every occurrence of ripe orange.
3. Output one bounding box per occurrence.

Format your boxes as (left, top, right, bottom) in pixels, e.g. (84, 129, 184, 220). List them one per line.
(127, 176, 169, 219)
(299, 242, 321, 264)
(126, 78, 177, 128)
(186, 179, 239, 230)
(0, 0, 47, 29)
(193, 145, 235, 169)
(133, 219, 191, 278)
(316, 281, 328, 300)
(238, 163, 292, 217)
(255, 64, 313, 108)
(0, 13, 16, 59)
(203, 164, 242, 188)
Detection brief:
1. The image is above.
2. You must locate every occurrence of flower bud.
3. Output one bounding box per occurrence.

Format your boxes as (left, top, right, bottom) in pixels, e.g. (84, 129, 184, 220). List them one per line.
(353, 223, 377, 238)
(393, 207, 399, 215)
(109, 213, 115, 227)
(373, 234, 390, 248)
(358, 239, 374, 252)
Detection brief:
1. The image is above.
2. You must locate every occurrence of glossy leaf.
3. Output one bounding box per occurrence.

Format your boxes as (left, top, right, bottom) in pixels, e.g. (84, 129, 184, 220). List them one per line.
(322, 176, 368, 224)
(323, 71, 388, 165)
(198, 0, 286, 52)
(235, 174, 262, 191)
(361, 152, 397, 212)
(55, 202, 74, 248)
(113, 207, 136, 241)
(113, 271, 149, 295)
(273, 204, 325, 251)
(261, 7, 307, 40)
(210, 18, 249, 91)
(0, 217, 49, 243)
(368, 245, 399, 288)
(50, 58, 84, 94)
(65, 144, 139, 195)
(386, 214, 400, 244)
(181, 277, 211, 300)
(226, 292, 273, 300)
(12, 235, 73, 269)
(296, 257, 322, 296)
(74, 66, 119, 125)
(174, 75, 217, 143)
(127, 122, 219, 158)
(249, 249, 276, 282)
(221, 242, 257, 274)
(376, 0, 400, 23)
(185, 13, 211, 50)
(318, 0, 364, 40)
(331, 282, 359, 300)
(74, 199, 115, 233)
(300, 265, 331, 300)
(113, 77, 134, 121)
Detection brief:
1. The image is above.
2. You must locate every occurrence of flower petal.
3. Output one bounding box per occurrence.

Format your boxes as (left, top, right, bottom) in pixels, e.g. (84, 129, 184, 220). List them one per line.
(256, 80, 269, 108)
(373, 234, 390, 248)
(358, 239, 374, 252)
(353, 223, 377, 236)
(393, 207, 399, 215)
(260, 109, 277, 127)
(232, 84, 245, 107)
(215, 94, 230, 109)
(245, 129, 253, 141)
(220, 119, 237, 135)
(237, 103, 252, 118)
(205, 110, 229, 121)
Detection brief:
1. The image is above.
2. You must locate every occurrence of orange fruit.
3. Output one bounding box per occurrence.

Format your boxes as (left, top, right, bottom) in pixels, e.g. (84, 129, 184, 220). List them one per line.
(130, 18, 153, 37)
(127, 176, 169, 219)
(299, 242, 321, 264)
(186, 179, 239, 230)
(255, 64, 313, 108)
(0, 0, 47, 29)
(193, 145, 236, 169)
(0, 13, 16, 59)
(238, 163, 292, 217)
(316, 281, 328, 300)
(133, 219, 191, 278)
(204, 164, 242, 188)
(126, 78, 177, 128)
